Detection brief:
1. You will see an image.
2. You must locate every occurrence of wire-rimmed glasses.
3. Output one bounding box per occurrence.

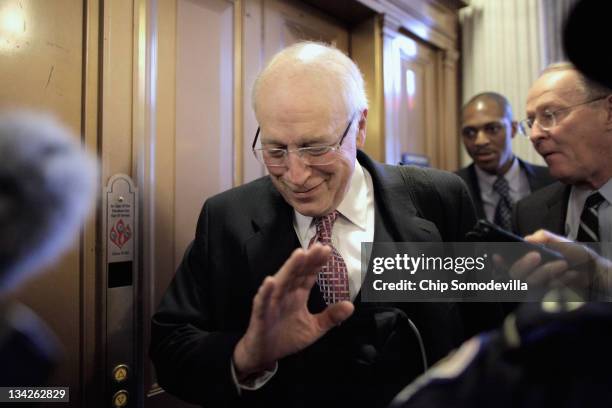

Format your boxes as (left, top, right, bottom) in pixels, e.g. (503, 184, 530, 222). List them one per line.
(518, 95, 608, 137)
(252, 115, 355, 167)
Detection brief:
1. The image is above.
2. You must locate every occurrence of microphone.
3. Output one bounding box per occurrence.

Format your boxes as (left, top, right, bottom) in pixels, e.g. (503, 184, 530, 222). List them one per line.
(0, 111, 98, 292)
(564, 0, 612, 89)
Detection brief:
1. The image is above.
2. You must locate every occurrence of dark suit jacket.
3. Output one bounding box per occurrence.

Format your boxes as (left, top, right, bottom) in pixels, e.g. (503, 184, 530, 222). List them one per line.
(513, 181, 570, 237)
(455, 159, 555, 221)
(150, 151, 503, 408)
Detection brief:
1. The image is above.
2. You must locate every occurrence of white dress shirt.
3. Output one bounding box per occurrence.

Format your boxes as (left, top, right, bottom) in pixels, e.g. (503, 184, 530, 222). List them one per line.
(474, 158, 531, 223)
(565, 178, 612, 245)
(565, 179, 612, 296)
(293, 159, 375, 300)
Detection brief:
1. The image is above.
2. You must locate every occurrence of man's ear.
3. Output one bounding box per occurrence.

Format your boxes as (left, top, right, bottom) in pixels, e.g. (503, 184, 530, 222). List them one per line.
(356, 109, 368, 149)
(510, 120, 518, 139)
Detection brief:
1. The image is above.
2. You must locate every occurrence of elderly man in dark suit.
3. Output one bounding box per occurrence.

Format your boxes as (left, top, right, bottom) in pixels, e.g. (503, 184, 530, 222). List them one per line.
(513, 63, 612, 243)
(456, 92, 553, 229)
(150, 42, 501, 408)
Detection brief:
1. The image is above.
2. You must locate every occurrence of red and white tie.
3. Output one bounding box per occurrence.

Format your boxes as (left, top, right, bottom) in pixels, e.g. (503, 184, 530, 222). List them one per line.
(308, 211, 350, 304)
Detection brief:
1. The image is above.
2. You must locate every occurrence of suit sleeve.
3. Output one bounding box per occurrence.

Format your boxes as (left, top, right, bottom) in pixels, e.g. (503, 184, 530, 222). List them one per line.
(438, 174, 505, 334)
(149, 201, 243, 407)
(512, 200, 522, 236)
(512, 197, 532, 237)
(455, 177, 478, 241)
(434, 172, 478, 242)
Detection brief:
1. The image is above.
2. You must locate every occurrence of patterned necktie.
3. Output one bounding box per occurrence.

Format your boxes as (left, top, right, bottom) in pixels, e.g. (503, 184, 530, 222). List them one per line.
(493, 176, 513, 230)
(576, 192, 605, 242)
(308, 211, 350, 304)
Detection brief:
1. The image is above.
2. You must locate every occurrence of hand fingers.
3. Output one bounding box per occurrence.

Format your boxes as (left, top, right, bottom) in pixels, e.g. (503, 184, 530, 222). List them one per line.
(524, 229, 570, 244)
(296, 244, 331, 288)
(272, 248, 309, 297)
(492, 253, 508, 270)
(302, 243, 332, 272)
(553, 269, 584, 288)
(278, 244, 331, 291)
(252, 276, 275, 322)
(270, 244, 332, 301)
(315, 301, 354, 332)
(525, 259, 569, 286)
(301, 269, 319, 293)
(547, 242, 594, 267)
(525, 229, 594, 267)
(509, 251, 542, 280)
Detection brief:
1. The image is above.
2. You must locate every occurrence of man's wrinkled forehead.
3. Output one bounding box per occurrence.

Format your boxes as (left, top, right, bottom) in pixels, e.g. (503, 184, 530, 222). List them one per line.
(256, 74, 348, 122)
(529, 70, 585, 103)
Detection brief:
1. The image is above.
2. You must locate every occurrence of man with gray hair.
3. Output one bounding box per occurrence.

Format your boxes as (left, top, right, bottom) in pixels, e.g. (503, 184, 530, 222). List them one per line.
(151, 42, 500, 408)
(390, 60, 612, 408)
(514, 62, 612, 244)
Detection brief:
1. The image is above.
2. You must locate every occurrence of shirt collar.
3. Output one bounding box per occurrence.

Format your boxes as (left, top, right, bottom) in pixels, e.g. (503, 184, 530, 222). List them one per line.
(294, 160, 368, 240)
(566, 178, 612, 238)
(599, 178, 612, 204)
(571, 178, 612, 206)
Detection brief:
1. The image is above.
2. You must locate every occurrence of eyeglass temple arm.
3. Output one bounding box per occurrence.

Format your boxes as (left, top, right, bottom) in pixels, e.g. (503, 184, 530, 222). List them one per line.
(252, 127, 260, 150)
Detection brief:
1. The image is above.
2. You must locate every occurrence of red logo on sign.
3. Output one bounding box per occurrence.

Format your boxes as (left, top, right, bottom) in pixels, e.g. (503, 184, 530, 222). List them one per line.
(110, 219, 132, 249)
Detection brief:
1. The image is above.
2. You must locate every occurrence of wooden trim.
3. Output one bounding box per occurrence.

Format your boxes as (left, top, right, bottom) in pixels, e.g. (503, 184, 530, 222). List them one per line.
(356, 0, 459, 52)
(233, 0, 244, 186)
(351, 15, 385, 162)
(81, 0, 102, 405)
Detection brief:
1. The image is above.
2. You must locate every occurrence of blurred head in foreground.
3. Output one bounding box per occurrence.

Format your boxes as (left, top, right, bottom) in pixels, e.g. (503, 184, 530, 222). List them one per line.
(0, 111, 97, 293)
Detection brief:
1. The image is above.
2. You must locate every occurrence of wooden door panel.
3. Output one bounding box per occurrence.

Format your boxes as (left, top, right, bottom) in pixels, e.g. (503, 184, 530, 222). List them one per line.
(384, 32, 439, 167)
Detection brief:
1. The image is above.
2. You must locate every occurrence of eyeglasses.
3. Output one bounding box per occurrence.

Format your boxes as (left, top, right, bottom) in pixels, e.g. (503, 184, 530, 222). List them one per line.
(252, 115, 355, 167)
(518, 95, 608, 137)
(461, 121, 506, 140)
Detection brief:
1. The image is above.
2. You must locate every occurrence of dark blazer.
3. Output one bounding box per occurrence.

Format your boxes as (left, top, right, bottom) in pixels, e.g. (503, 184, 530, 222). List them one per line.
(150, 151, 503, 408)
(455, 159, 555, 220)
(513, 181, 570, 237)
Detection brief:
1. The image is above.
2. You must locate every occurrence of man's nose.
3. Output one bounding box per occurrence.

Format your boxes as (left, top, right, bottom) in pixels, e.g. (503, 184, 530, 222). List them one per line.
(529, 122, 548, 143)
(474, 129, 490, 145)
(284, 152, 311, 185)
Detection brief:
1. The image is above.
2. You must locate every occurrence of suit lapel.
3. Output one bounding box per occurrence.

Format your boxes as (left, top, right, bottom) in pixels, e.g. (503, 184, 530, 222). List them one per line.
(244, 193, 299, 292)
(358, 151, 441, 243)
(243, 180, 327, 313)
(353, 152, 442, 308)
(519, 158, 554, 192)
(543, 182, 571, 234)
(520, 159, 540, 192)
(467, 164, 486, 220)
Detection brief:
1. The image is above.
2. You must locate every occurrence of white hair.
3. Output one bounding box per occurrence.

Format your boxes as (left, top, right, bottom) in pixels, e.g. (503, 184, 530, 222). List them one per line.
(252, 42, 368, 119)
(0, 111, 98, 292)
(541, 61, 612, 99)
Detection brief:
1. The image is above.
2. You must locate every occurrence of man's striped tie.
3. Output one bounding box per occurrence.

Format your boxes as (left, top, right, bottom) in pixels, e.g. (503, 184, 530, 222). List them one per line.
(493, 176, 513, 230)
(576, 192, 605, 242)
